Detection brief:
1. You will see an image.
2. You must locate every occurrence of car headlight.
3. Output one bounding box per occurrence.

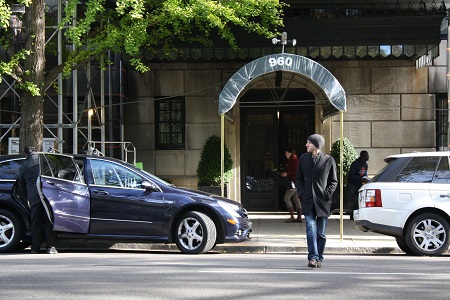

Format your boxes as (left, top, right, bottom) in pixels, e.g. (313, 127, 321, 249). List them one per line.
(218, 200, 241, 218)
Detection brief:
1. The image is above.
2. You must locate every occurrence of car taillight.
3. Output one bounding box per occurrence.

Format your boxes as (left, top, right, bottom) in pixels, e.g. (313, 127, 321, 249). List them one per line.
(362, 189, 382, 207)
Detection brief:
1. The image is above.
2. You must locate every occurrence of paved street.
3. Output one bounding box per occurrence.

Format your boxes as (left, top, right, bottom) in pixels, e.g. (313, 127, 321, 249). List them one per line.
(2, 251, 450, 299)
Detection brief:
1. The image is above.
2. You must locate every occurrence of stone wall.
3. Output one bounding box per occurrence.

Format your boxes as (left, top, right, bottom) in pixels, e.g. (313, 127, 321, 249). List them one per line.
(328, 51, 443, 175)
(125, 63, 240, 189)
(124, 48, 446, 191)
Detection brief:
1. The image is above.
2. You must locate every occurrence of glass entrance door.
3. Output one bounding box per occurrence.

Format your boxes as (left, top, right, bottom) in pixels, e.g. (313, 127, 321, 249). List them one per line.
(240, 109, 314, 211)
(241, 112, 277, 210)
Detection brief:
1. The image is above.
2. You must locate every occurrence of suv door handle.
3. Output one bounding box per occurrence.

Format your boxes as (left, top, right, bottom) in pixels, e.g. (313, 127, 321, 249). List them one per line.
(440, 194, 450, 198)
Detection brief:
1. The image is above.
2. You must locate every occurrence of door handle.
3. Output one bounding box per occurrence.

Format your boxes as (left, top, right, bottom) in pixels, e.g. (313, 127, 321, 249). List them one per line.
(46, 181, 56, 186)
(93, 190, 109, 195)
(440, 194, 450, 198)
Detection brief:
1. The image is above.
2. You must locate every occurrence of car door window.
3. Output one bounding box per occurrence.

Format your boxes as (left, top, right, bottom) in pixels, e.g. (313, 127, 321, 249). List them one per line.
(39, 153, 83, 182)
(90, 159, 144, 189)
(395, 156, 439, 183)
(0, 159, 23, 179)
(432, 156, 450, 183)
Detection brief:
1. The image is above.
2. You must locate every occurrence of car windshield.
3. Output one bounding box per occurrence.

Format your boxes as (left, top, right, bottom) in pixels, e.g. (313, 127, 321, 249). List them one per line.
(139, 168, 172, 186)
(106, 159, 173, 186)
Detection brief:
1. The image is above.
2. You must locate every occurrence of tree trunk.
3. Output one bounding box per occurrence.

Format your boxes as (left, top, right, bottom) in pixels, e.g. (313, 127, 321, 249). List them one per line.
(19, 0, 46, 152)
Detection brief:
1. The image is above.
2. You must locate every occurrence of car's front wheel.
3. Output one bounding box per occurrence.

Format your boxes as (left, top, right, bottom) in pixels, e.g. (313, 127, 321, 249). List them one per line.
(405, 213, 450, 256)
(0, 209, 24, 253)
(175, 211, 217, 254)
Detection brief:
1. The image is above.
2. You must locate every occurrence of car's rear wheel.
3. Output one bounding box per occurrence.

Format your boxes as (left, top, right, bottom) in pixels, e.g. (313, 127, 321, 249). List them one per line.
(405, 213, 450, 256)
(395, 236, 414, 255)
(175, 211, 217, 254)
(0, 209, 24, 253)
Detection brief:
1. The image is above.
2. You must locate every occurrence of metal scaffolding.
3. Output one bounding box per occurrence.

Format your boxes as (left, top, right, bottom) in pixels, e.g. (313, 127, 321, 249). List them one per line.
(0, 1, 126, 158)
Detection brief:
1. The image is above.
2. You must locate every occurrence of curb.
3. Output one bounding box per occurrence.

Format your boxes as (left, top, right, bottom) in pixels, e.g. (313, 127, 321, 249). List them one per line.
(55, 240, 402, 254)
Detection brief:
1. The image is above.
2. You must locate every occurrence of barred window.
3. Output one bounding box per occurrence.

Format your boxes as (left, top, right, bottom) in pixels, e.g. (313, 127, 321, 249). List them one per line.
(155, 97, 185, 150)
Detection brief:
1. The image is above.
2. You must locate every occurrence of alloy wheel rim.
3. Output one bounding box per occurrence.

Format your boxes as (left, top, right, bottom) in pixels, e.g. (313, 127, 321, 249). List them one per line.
(0, 216, 14, 248)
(413, 219, 446, 252)
(177, 217, 204, 250)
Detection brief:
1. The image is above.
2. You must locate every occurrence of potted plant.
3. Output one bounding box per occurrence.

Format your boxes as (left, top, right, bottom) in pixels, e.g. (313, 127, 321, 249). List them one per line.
(329, 137, 358, 213)
(196, 135, 233, 196)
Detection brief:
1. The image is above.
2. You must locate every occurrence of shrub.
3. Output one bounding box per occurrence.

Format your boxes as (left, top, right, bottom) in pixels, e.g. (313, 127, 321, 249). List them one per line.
(196, 135, 233, 186)
(330, 137, 358, 186)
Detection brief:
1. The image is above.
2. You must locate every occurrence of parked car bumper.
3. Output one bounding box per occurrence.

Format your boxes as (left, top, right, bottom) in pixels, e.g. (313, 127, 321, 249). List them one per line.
(224, 220, 252, 243)
(354, 209, 402, 237)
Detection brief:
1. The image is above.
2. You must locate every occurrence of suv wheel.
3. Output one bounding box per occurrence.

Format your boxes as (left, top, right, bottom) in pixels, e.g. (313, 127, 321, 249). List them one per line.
(175, 211, 217, 254)
(0, 209, 24, 253)
(405, 213, 450, 256)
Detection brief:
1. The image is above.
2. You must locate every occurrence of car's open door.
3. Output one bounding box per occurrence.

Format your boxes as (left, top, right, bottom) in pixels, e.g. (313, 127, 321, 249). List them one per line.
(38, 153, 90, 233)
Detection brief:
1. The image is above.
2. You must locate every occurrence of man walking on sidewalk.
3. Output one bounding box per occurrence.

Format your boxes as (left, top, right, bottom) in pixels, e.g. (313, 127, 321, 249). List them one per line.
(295, 134, 337, 268)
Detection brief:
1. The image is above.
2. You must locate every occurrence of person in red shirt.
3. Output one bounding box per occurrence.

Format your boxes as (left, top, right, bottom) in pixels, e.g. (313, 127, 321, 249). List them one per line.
(281, 148, 302, 223)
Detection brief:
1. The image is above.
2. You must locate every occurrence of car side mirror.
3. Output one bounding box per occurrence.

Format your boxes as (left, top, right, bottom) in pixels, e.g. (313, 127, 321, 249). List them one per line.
(142, 181, 159, 192)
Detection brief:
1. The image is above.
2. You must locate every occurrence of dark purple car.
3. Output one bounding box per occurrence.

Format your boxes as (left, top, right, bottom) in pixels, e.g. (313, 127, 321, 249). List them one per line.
(0, 153, 251, 254)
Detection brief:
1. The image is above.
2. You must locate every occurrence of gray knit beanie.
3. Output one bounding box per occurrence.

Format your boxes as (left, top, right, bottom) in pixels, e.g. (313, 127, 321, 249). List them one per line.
(307, 134, 325, 149)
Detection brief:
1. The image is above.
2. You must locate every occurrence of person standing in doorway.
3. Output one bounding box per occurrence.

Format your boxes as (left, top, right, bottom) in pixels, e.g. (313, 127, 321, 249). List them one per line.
(295, 134, 337, 268)
(17, 146, 58, 254)
(281, 148, 302, 223)
(346, 150, 370, 219)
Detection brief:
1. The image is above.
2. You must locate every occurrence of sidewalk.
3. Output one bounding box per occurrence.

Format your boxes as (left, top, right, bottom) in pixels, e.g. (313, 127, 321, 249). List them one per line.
(211, 212, 401, 254)
(105, 212, 401, 254)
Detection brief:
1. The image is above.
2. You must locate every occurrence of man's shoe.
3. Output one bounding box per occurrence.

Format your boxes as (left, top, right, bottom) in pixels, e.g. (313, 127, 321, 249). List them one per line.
(308, 259, 318, 268)
(295, 218, 303, 223)
(316, 260, 322, 268)
(46, 247, 58, 254)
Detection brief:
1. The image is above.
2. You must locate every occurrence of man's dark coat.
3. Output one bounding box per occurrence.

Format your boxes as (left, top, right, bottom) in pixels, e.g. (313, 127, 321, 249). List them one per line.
(295, 151, 338, 217)
(18, 153, 41, 207)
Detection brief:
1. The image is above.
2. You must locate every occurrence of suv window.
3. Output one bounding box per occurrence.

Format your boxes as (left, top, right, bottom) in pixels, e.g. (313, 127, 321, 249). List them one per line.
(0, 159, 24, 180)
(395, 156, 440, 183)
(432, 156, 450, 183)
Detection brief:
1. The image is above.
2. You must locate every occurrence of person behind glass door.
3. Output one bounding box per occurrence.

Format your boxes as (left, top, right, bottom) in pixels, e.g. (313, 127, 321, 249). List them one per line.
(280, 147, 302, 223)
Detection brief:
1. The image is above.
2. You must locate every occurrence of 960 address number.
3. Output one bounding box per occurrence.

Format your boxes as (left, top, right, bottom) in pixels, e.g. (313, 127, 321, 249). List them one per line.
(268, 57, 293, 67)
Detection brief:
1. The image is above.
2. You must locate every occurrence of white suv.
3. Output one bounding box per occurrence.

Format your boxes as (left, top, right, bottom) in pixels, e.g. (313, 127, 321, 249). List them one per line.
(354, 151, 450, 256)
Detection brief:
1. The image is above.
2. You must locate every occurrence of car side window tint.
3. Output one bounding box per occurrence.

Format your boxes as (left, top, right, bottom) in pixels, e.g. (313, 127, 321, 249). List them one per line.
(433, 156, 450, 184)
(395, 156, 439, 183)
(39, 153, 82, 182)
(0, 159, 23, 180)
(40, 154, 82, 183)
(90, 159, 144, 189)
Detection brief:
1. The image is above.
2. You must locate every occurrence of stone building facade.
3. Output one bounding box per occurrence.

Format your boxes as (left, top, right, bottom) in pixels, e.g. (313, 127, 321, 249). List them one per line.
(124, 38, 446, 209)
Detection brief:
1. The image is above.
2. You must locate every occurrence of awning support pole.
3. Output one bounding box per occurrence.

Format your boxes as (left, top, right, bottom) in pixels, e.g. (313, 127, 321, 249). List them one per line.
(221, 114, 225, 197)
(339, 111, 344, 242)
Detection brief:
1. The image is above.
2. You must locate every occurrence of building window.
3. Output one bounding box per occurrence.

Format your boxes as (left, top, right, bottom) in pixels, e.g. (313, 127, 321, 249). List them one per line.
(436, 94, 448, 151)
(155, 97, 185, 150)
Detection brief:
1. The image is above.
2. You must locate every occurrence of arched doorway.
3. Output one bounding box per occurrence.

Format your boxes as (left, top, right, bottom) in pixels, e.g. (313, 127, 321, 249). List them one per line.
(240, 88, 315, 211)
(219, 54, 346, 211)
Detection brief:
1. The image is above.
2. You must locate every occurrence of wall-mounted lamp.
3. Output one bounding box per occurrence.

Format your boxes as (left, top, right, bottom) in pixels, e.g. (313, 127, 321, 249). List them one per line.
(272, 32, 296, 53)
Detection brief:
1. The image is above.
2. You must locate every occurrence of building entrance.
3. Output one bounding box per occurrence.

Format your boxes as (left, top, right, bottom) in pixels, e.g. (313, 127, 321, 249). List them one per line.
(239, 89, 315, 211)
